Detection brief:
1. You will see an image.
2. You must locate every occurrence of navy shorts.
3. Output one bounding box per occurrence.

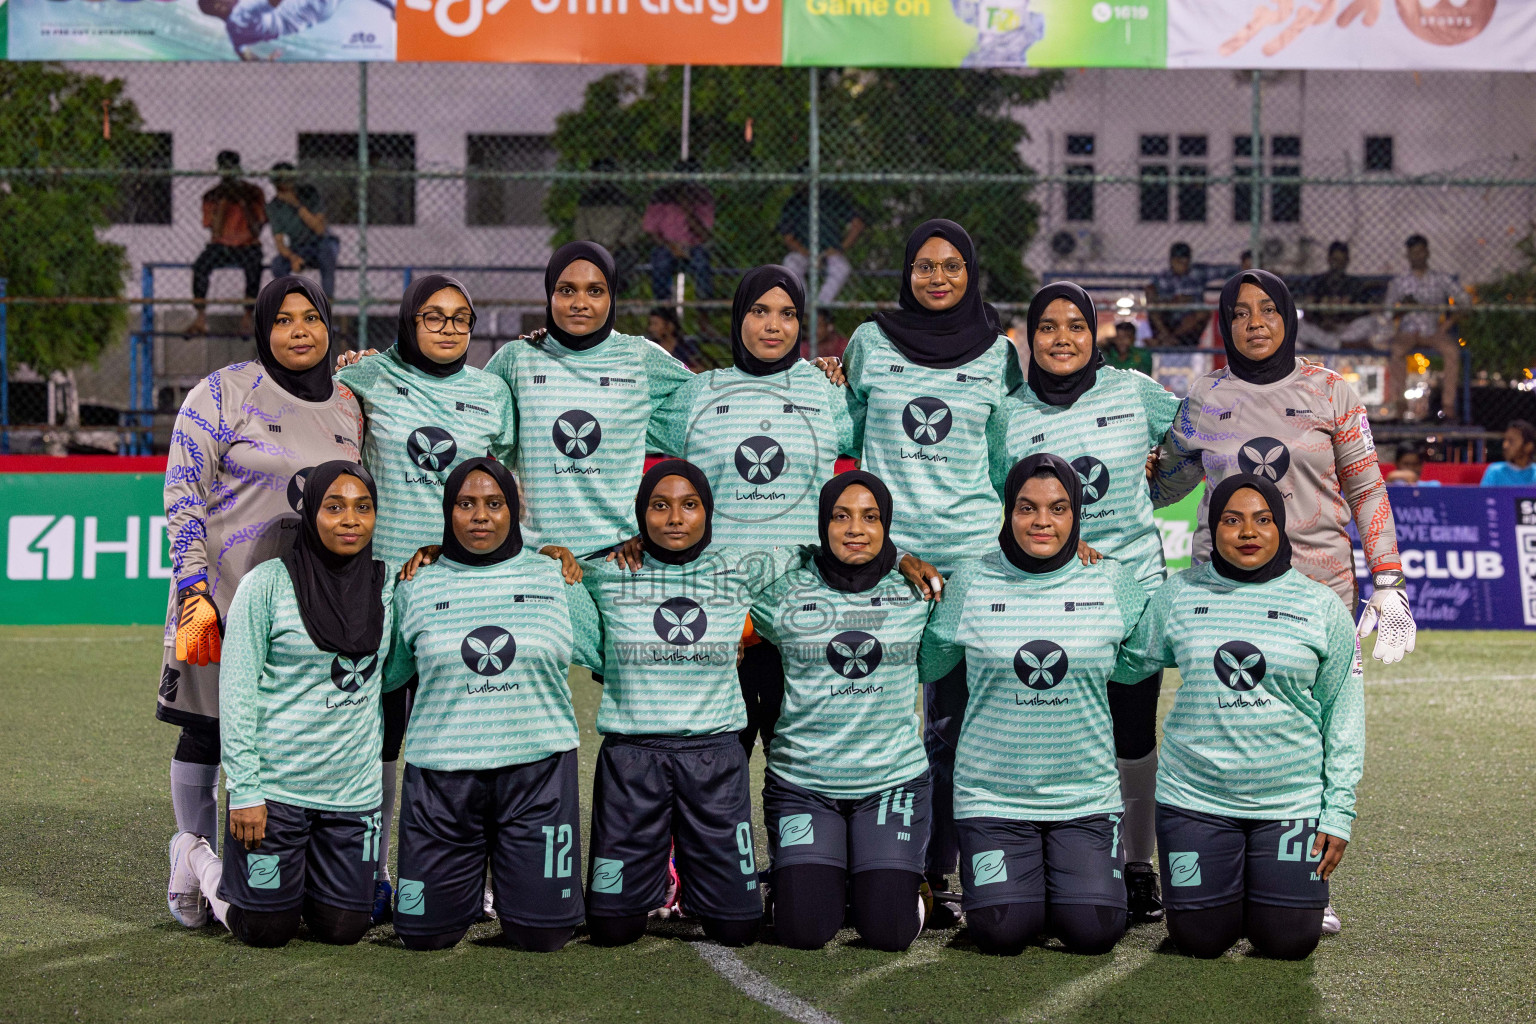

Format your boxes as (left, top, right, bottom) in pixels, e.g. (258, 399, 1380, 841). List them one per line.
(763, 771, 930, 876)
(1156, 803, 1331, 911)
(218, 798, 380, 914)
(394, 751, 585, 936)
(956, 814, 1126, 912)
(588, 734, 761, 921)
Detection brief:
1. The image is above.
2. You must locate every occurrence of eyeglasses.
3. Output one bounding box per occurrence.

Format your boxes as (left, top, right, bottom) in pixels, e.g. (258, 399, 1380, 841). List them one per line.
(911, 259, 966, 280)
(415, 311, 476, 334)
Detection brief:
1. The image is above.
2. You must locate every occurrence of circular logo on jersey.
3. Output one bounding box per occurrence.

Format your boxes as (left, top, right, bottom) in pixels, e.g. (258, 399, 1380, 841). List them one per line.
(330, 653, 378, 693)
(653, 597, 707, 646)
(826, 630, 884, 680)
(1072, 456, 1110, 505)
(461, 625, 516, 677)
(553, 410, 602, 460)
(1238, 437, 1291, 482)
(1395, 0, 1495, 46)
(734, 435, 786, 484)
(901, 397, 952, 445)
(1013, 640, 1069, 690)
(407, 426, 458, 472)
(1213, 641, 1267, 691)
(286, 466, 312, 512)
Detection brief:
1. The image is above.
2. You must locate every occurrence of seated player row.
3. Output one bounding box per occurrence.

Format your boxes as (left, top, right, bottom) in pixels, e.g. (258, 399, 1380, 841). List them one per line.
(166, 448, 1361, 959)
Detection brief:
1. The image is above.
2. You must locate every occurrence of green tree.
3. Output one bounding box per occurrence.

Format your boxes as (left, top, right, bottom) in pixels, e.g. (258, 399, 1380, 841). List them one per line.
(546, 66, 1061, 329)
(1462, 229, 1536, 382)
(0, 64, 147, 374)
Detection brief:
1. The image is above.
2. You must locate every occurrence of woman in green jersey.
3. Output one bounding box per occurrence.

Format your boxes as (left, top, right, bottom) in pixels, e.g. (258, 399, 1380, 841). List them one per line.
(166, 462, 393, 948)
(1113, 474, 1363, 960)
(385, 458, 602, 952)
(994, 282, 1180, 924)
(750, 470, 935, 952)
(919, 454, 1150, 956)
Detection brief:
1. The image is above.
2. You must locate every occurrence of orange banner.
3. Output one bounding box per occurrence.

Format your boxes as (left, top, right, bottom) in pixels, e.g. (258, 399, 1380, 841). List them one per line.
(397, 0, 782, 64)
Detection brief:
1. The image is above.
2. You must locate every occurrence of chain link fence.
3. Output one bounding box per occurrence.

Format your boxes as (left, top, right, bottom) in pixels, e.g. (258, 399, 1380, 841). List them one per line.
(0, 61, 1532, 459)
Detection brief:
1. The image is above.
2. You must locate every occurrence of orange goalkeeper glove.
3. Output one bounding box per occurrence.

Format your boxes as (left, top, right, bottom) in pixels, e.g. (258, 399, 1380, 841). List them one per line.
(175, 580, 222, 666)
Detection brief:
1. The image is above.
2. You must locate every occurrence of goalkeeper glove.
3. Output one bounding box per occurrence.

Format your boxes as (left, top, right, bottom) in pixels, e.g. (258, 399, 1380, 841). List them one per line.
(1356, 569, 1416, 665)
(175, 580, 223, 667)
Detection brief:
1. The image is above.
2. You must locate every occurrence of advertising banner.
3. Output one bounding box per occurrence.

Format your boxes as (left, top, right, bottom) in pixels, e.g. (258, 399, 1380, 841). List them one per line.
(3, 473, 172, 627)
(1353, 486, 1536, 631)
(1153, 485, 1200, 573)
(783, 0, 1165, 68)
(8, 0, 395, 61)
(1168, 0, 1536, 70)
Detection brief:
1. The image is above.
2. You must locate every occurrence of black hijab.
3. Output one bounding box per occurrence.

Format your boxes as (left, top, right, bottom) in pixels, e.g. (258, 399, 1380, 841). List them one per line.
(1025, 282, 1105, 408)
(280, 460, 387, 658)
(440, 457, 523, 567)
(545, 241, 618, 352)
(873, 219, 1003, 369)
(998, 453, 1082, 576)
(1206, 473, 1294, 585)
(254, 276, 334, 403)
(395, 274, 473, 378)
(1218, 269, 1298, 386)
(635, 458, 713, 566)
(814, 470, 898, 594)
(731, 264, 805, 377)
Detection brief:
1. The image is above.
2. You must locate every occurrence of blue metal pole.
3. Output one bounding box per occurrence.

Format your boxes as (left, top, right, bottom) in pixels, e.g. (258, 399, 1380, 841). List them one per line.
(1, 277, 9, 455)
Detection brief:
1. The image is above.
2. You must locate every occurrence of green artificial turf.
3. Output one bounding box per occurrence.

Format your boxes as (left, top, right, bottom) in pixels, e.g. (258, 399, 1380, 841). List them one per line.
(1, 627, 1531, 1023)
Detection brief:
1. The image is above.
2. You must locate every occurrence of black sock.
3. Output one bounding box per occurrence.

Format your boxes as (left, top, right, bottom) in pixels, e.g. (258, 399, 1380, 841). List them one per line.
(771, 864, 846, 949)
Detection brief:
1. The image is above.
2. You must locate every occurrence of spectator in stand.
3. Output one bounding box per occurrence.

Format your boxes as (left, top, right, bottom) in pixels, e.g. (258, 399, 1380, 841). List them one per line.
(1480, 420, 1536, 487)
(800, 311, 848, 361)
(1384, 235, 1468, 421)
(1101, 320, 1153, 376)
(1295, 242, 1377, 350)
(778, 182, 865, 306)
(646, 305, 714, 371)
(574, 158, 645, 293)
(1146, 242, 1207, 347)
(1239, 249, 1254, 272)
(644, 160, 715, 315)
(1385, 447, 1438, 487)
(267, 162, 339, 300)
(189, 150, 267, 338)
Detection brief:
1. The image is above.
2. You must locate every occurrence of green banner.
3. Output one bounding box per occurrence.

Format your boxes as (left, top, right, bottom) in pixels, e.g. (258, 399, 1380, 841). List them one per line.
(1152, 484, 1201, 573)
(2, 474, 171, 626)
(783, 0, 1166, 68)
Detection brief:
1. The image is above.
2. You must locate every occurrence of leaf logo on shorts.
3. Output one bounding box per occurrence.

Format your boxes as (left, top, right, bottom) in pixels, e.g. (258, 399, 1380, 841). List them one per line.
(778, 813, 816, 847)
(553, 410, 602, 460)
(460, 625, 516, 676)
(591, 857, 624, 894)
(395, 878, 426, 916)
(1013, 640, 1069, 690)
(826, 630, 884, 679)
(1213, 641, 1267, 691)
(971, 850, 1007, 887)
(1237, 437, 1290, 482)
(1168, 851, 1202, 887)
(246, 852, 281, 890)
(329, 653, 377, 693)
(901, 397, 953, 445)
(406, 426, 458, 472)
(653, 597, 707, 646)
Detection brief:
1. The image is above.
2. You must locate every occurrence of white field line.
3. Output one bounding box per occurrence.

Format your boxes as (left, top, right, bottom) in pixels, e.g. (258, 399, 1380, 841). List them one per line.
(692, 941, 845, 1024)
(1009, 942, 1155, 1023)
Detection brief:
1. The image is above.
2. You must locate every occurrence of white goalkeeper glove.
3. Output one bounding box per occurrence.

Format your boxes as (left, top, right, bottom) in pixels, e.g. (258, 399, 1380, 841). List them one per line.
(1356, 570, 1416, 665)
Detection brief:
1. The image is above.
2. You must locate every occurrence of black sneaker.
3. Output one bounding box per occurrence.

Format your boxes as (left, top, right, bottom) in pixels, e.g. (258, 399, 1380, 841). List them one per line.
(1125, 861, 1164, 923)
(924, 875, 962, 930)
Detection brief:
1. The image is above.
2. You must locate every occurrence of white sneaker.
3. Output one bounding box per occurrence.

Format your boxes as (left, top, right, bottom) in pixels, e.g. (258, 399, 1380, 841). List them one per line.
(482, 885, 496, 921)
(1321, 905, 1342, 935)
(168, 832, 208, 928)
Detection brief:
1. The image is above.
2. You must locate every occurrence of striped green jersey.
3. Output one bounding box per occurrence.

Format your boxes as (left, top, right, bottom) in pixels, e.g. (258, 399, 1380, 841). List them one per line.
(382, 551, 604, 772)
(918, 551, 1148, 821)
(750, 562, 933, 799)
(219, 559, 395, 812)
(336, 348, 517, 572)
(582, 545, 804, 737)
(843, 325, 1022, 574)
(996, 367, 1180, 593)
(485, 332, 694, 555)
(648, 362, 856, 548)
(1112, 563, 1365, 839)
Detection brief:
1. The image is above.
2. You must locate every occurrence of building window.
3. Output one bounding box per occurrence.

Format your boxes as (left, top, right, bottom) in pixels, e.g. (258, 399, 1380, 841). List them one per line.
(1139, 134, 1170, 222)
(1176, 134, 1208, 223)
(1270, 135, 1301, 223)
(1064, 133, 1095, 222)
(110, 132, 173, 225)
(466, 135, 556, 227)
(296, 133, 416, 226)
(1365, 135, 1394, 172)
